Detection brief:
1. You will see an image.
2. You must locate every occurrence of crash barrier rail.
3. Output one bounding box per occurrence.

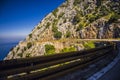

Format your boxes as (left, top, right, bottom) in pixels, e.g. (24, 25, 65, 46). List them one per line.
(0, 45, 114, 80)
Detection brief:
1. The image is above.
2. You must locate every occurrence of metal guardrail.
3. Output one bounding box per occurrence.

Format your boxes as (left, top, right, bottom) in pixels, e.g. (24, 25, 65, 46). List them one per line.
(0, 45, 114, 80)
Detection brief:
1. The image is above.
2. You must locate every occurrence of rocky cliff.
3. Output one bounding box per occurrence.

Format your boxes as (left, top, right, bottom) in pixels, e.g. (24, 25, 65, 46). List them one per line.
(5, 0, 120, 60)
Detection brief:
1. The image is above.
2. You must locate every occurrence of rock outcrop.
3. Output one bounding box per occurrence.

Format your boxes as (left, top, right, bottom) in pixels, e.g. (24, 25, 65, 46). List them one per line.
(5, 0, 120, 60)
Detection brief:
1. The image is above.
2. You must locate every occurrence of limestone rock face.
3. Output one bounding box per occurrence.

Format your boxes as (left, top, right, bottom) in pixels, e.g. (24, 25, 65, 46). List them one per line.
(5, 0, 120, 60)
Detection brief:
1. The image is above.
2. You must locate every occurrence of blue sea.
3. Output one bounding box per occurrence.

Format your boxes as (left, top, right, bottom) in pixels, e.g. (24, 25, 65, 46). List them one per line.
(0, 42, 18, 60)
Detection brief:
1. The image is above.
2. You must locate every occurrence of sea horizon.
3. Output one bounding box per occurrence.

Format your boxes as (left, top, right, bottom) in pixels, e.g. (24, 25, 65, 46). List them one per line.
(0, 37, 24, 60)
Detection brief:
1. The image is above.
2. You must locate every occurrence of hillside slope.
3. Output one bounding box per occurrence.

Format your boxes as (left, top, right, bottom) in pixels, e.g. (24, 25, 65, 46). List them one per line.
(5, 0, 120, 59)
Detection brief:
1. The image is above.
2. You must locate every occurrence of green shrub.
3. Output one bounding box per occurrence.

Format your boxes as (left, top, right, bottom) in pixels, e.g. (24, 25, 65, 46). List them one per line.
(26, 53, 31, 58)
(89, 16, 96, 23)
(58, 12, 64, 19)
(96, 0, 102, 7)
(54, 31, 62, 39)
(84, 4, 89, 9)
(45, 44, 55, 55)
(86, 14, 96, 23)
(17, 53, 23, 57)
(66, 31, 71, 38)
(61, 46, 76, 53)
(29, 34, 32, 38)
(53, 19, 58, 27)
(52, 26, 58, 32)
(37, 27, 40, 29)
(27, 42, 32, 49)
(109, 12, 120, 22)
(12, 51, 15, 56)
(52, 19, 58, 32)
(52, 19, 62, 39)
(99, 6, 109, 16)
(24, 47, 27, 51)
(104, 12, 113, 20)
(63, 19, 67, 23)
(61, 48, 69, 53)
(52, 8, 59, 17)
(73, 0, 81, 6)
(46, 22, 50, 28)
(84, 41, 95, 49)
(76, 24, 83, 31)
(16, 47, 19, 52)
(73, 14, 81, 25)
(53, 19, 58, 24)
(82, 20, 87, 27)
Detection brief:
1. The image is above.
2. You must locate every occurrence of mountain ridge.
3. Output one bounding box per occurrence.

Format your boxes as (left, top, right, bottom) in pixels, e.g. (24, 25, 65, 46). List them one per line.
(5, 0, 120, 60)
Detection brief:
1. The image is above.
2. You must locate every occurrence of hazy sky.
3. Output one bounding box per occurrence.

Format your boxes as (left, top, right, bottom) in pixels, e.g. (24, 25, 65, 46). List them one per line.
(0, 0, 65, 40)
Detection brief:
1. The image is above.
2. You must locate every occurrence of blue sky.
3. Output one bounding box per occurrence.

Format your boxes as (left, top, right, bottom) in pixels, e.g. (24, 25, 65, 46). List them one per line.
(0, 0, 65, 41)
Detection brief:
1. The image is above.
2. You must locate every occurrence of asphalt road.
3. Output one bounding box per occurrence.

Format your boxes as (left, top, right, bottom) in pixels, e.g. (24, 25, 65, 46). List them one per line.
(98, 43, 120, 80)
(98, 60, 120, 80)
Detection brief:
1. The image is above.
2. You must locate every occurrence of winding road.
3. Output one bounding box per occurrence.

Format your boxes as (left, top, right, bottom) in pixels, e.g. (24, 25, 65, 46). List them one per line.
(98, 42, 120, 80)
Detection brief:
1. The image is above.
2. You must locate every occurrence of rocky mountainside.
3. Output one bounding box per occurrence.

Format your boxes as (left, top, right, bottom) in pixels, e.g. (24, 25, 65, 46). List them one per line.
(5, 0, 120, 59)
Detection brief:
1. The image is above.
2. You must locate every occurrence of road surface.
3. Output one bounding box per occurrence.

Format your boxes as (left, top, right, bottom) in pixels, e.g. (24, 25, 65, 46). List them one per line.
(98, 59, 120, 80)
(98, 42, 120, 80)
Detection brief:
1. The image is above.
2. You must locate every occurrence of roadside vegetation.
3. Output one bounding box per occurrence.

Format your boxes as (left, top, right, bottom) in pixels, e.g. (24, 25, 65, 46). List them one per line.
(45, 44, 55, 55)
(52, 19, 62, 39)
(27, 42, 32, 49)
(61, 46, 76, 53)
(83, 41, 95, 49)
